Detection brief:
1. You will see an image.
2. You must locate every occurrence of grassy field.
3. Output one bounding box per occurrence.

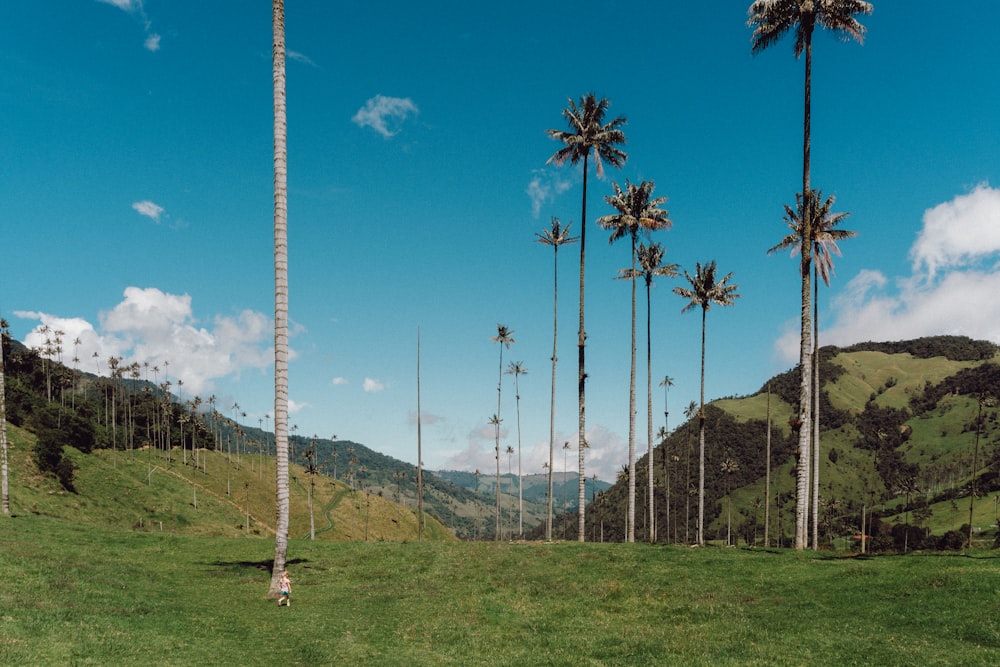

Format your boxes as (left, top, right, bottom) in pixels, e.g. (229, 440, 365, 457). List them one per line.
(2, 515, 998, 666)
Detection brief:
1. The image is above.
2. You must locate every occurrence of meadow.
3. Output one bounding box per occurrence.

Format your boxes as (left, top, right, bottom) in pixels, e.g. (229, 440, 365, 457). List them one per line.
(2, 515, 998, 666)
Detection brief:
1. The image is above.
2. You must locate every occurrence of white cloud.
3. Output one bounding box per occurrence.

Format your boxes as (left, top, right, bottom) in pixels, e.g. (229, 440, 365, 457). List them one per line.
(526, 169, 574, 218)
(287, 50, 317, 67)
(331, 376, 349, 386)
(96, 0, 161, 52)
(351, 95, 418, 138)
(911, 183, 1000, 278)
(17, 287, 272, 397)
(96, 0, 134, 9)
(132, 200, 164, 222)
(363, 377, 385, 393)
(440, 423, 620, 483)
(776, 184, 1000, 363)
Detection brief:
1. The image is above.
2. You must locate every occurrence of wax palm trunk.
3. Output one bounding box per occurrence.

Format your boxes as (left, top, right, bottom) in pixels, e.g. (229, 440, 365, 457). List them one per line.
(576, 155, 589, 541)
(1, 321, 9, 516)
(268, 0, 290, 596)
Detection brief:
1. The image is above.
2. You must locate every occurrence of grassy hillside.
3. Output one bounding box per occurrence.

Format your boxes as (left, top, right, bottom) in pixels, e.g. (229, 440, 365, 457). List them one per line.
(554, 337, 1000, 549)
(3, 422, 454, 542)
(2, 515, 999, 665)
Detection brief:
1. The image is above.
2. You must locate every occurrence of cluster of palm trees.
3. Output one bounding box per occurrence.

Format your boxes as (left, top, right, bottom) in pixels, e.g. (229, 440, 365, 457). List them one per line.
(534, 1, 869, 549)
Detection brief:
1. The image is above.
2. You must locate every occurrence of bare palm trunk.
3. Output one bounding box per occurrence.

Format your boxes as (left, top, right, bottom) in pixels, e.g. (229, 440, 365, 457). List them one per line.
(626, 236, 637, 543)
(417, 328, 424, 541)
(697, 308, 707, 546)
(268, 0, 290, 596)
(645, 278, 655, 543)
(1, 325, 8, 516)
(495, 348, 504, 541)
(764, 383, 772, 548)
(514, 373, 524, 538)
(794, 32, 814, 552)
(812, 269, 820, 550)
(577, 156, 589, 542)
(546, 247, 559, 542)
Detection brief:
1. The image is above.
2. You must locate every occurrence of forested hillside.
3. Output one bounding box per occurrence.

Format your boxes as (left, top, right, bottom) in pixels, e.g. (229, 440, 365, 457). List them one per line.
(541, 336, 1000, 551)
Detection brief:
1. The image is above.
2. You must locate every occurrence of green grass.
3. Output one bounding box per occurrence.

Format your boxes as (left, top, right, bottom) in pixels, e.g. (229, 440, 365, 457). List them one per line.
(3, 422, 454, 542)
(827, 351, 974, 413)
(2, 515, 999, 666)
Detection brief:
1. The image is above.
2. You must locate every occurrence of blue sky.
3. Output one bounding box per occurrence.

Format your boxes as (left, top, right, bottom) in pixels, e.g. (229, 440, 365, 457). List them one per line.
(3, 1, 999, 482)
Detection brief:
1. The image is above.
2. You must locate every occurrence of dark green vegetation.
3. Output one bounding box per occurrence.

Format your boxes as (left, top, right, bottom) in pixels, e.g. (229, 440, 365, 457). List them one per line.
(3, 515, 999, 665)
(542, 336, 1000, 551)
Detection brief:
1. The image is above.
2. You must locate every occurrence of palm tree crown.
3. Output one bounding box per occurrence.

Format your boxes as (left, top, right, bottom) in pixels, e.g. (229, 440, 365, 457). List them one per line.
(749, 0, 872, 57)
(622, 242, 680, 287)
(598, 179, 672, 244)
(769, 189, 856, 286)
(674, 261, 741, 315)
(546, 94, 627, 177)
(535, 216, 579, 250)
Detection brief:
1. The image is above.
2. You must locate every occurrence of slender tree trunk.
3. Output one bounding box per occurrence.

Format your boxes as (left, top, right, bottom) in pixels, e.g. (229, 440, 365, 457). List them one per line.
(546, 246, 559, 541)
(514, 376, 523, 538)
(268, 0, 291, 596)
(1, 324, 9, 516)
(794, 33, 815, 552)
(495, 345, 504, 541)
(812, 269, 820, 550)
(417, 328, 424, 541)
(577, 155, 589, 542)
(697, 308, 707, 546)
(764, 383, 772, 548)
(646, 277, 655, 543)
(627, 236, 637, 543)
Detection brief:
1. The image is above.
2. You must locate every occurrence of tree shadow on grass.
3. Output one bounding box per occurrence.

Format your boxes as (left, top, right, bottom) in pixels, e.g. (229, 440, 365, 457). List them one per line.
(207, 557, 311, 573)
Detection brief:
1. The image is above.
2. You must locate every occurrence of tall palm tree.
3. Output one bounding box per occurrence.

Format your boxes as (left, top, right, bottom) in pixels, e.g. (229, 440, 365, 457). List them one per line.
(535, 217, 577, 541)
(490, 325, 514, 541)
(769, 189, 853, 548)
(547, 94, 627, 541)
(749, 0, 871, 550)
(674, 261, 741, 545)
(506, 360, 528, 538)
(599, 180, 672, 542)
(620, 243, 678, 542)
(268, 0, 291, 598)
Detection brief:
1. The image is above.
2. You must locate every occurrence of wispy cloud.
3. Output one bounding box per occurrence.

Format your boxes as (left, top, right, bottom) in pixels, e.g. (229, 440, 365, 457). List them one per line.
(331, 376, 349, 386)
(526, 168, 574, 218)
(132, 200, 164, 222)
(363, 377, 385, 393)
(288, 50, 317, 67)
(96, 0, 161, 52)
(775, 183, 1000, 362)
(352, 95, 418, 138)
